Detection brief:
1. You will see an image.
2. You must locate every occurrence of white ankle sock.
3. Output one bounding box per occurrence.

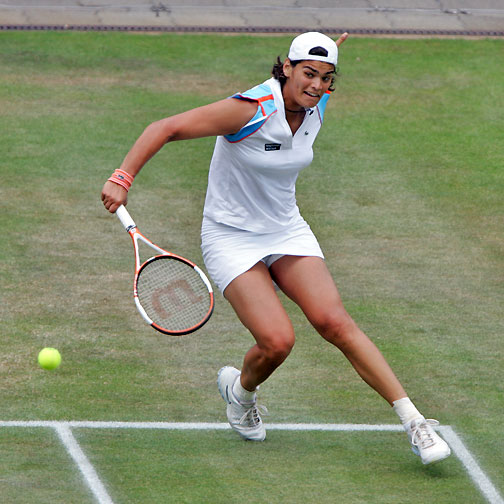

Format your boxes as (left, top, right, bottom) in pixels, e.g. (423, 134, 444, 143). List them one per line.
(232, 378, 257, 405)
(392, 397, 422, 426)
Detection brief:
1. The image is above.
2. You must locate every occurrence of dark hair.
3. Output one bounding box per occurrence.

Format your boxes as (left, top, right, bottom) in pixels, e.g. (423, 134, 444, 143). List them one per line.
(271, 56, 338, 92)
(309, 46, 329, 58)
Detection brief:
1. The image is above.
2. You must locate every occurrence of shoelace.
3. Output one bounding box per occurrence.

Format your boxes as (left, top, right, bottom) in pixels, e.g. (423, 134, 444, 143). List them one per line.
(410, 419, 440, 449)
(238, 404, 269, 427)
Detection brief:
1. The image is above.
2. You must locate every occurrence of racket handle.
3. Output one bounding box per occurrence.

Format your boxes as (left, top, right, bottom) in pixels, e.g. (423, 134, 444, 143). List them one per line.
(116, 205, 137, 232)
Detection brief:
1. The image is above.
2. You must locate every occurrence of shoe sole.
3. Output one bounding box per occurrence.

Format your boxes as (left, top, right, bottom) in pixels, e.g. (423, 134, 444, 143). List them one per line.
(412, 446, 452, 465)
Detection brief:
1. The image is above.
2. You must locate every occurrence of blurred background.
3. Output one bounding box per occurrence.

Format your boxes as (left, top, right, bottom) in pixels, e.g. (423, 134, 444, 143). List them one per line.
(2, 0, 504, 35)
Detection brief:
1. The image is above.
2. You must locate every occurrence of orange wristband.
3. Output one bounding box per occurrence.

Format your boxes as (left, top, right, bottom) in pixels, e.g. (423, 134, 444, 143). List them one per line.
(108, 169, 134, 192)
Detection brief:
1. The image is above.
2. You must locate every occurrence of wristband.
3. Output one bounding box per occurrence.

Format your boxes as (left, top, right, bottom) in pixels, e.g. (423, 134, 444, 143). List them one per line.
(108, 169, 134, 192)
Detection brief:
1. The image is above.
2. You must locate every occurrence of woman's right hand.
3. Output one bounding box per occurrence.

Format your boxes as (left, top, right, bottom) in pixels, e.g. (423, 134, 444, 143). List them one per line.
(99, 96, 258, 215)
(101, 180, 128, 213)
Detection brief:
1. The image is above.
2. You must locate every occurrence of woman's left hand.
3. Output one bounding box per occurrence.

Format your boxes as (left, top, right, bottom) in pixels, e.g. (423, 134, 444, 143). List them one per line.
(335, 32, 349, 47)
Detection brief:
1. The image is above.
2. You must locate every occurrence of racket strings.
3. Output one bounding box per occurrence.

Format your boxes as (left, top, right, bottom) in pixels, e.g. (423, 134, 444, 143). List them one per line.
(137, 257, 211, 332)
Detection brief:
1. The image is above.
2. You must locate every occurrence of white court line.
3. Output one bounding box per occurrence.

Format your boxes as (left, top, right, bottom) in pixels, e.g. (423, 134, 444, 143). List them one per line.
(53, 423, 115, 504)
(0, 421, 502, 504)
(439, 426, 504, 504)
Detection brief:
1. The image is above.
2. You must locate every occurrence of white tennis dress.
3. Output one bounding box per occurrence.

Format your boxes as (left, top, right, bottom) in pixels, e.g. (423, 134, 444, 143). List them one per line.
(201, 77, 331, 292)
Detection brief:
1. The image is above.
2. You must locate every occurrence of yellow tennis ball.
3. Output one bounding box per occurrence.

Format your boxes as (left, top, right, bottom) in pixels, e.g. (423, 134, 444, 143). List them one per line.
(38, 348, 61, 370)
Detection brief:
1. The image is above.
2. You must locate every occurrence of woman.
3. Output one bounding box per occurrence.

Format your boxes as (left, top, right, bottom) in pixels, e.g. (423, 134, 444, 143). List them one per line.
(102, 32, 450, 465)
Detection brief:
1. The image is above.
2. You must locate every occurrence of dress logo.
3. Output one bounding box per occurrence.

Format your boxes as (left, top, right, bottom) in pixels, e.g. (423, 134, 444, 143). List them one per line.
(264, 143, 281, 151)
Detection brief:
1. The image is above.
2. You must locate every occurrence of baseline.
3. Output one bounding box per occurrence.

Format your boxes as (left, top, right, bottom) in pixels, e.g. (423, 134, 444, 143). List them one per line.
(0, 421, 502, 504)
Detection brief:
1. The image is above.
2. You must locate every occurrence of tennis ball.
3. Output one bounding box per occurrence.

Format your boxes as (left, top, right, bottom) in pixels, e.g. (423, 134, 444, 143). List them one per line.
(38, 348, 61, 370)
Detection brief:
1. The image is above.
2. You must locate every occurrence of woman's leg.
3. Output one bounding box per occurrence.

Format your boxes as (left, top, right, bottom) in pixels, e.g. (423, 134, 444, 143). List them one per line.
(270, 256, 451, 463)
(217, 261, 296, 441)
(224, 261, 296, 392)
(270, 255, 406, 405)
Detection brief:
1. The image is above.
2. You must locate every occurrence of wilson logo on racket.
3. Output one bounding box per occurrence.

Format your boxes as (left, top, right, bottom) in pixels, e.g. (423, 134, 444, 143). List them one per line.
(115, 205, 214, 335)
(151, 279, 204, 319)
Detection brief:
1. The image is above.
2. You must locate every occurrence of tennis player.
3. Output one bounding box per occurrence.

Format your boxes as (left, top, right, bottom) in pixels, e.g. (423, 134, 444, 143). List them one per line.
(101, 32, 451, 465)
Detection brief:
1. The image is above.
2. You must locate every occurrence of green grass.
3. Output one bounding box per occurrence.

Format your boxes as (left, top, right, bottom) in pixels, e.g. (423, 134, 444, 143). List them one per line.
(1, 31, 503, 503)
(76, 429, 478, 504)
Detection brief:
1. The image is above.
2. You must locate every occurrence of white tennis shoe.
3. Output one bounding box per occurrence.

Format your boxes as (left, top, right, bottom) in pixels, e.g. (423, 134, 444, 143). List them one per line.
(217, 366, 266, 442)
(406, 417, 451, 465)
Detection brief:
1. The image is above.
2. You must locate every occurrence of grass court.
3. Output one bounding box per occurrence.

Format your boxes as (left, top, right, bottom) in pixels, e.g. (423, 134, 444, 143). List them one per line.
(0, 31, 503, 503)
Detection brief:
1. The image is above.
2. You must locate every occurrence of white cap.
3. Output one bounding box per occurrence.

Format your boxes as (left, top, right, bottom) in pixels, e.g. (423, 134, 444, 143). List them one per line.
(288, 32, 338, 66)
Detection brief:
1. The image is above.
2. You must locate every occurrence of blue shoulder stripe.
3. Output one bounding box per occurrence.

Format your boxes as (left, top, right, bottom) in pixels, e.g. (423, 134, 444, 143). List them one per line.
(225, 83, 277, 143)
(237, 82, 271, 101)
(316, 92, 331, 122)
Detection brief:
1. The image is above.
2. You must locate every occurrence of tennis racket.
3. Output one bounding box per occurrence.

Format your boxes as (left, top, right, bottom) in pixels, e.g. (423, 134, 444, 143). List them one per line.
(115, 205, 214, 335)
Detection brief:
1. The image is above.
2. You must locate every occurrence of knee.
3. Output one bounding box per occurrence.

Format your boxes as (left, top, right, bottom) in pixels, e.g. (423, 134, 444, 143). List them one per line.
(314, 310, 359, 349)
(260, 331, 295, 365)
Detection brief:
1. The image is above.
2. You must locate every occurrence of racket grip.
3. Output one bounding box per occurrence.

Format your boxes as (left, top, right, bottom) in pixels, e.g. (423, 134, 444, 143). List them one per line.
(116, 205, 136, 231)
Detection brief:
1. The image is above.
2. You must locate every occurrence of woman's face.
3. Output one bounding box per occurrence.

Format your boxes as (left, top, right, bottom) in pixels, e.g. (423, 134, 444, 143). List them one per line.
(282, 59, 335, 109)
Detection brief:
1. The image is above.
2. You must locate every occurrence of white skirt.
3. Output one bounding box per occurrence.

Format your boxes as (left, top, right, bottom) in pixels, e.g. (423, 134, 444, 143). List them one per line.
(201, 216, 324, 293)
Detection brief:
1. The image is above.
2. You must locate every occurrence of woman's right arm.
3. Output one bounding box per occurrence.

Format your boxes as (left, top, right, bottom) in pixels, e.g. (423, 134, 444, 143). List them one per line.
(101, 97, 258, 212)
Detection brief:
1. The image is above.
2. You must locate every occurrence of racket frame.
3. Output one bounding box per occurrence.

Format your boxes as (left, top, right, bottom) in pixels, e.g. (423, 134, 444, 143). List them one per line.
(116, 205, 214, 335)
